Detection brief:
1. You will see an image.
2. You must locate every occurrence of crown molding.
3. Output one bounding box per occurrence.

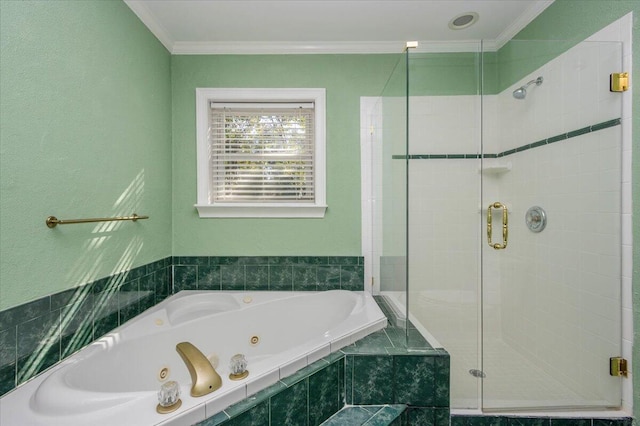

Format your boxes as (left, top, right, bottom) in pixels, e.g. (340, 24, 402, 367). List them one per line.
(493, 0, 554, 49)
(124, 0, 174, 52)
(413, 40, 490, 53)
(125, 0, 553, 55)
(173, 41, 406, 55)
(172, 40, 495, 55)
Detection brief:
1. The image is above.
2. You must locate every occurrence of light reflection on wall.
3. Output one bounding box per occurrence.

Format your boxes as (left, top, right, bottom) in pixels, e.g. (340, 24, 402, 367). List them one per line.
(17, 170, 148, 384)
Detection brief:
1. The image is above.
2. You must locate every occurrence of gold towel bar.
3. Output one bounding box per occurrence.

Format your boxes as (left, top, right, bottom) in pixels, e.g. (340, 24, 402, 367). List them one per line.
(46, 214, 149, 228)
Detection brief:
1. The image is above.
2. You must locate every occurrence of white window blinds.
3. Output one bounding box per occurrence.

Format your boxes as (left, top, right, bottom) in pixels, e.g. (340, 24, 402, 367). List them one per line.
(208, 103, 315, 203)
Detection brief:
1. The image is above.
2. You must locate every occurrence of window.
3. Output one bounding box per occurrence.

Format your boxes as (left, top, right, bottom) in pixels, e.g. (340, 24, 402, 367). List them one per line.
(195, 88, 327, 218)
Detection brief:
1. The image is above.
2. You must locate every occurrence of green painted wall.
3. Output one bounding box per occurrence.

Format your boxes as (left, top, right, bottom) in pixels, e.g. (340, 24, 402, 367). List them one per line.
(171, 54, 402, 255)
(409, 52, 491, 95)
(0, 1, 172, 310)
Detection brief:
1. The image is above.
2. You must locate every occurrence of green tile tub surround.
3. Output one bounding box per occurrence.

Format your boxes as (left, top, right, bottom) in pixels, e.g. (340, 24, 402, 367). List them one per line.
(270, 379, 308, 425)
(225, 400, 270, 426)
(199, 351, 443, 426)
(346, 355, 395, 404)
(308, 359, 343, 426)
(202, 354, 344, 426)
(171, 256, 364, 292)
(0, 255, 361, 397)
(392, 118, 621, 160)
(198, 297, 449, 426)
(344, 353, 450, 407)
(0, 257, 172, 397)
(406, 407, 450, 426)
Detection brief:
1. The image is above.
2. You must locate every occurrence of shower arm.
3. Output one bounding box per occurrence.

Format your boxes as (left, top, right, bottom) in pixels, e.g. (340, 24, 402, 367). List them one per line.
(522, 76, 543, 89)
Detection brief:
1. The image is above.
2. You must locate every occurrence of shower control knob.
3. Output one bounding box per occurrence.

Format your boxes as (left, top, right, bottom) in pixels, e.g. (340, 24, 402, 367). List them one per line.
(525, 206, 547, 233)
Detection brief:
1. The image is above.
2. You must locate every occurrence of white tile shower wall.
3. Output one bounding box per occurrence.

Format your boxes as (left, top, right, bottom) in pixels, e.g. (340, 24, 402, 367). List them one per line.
(497, 41, 622, 153)
(408, 96, 481, 155)
(407, 96, 484, 355)
(408, 159, 481, 297)
(494, 32, 625, 405)
(496, 128, 621, 402)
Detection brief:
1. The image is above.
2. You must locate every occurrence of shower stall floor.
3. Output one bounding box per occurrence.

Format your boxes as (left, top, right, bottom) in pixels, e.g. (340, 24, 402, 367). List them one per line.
(383, 291, 607, 410)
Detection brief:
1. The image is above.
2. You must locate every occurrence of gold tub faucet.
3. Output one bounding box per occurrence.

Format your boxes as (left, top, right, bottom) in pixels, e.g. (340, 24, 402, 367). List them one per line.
(176, 342, 222, 397)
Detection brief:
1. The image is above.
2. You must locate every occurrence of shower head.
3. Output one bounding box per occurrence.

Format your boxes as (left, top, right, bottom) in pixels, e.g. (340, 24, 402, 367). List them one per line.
(512, 76, 543, 100)
(512, 87, 527, 100)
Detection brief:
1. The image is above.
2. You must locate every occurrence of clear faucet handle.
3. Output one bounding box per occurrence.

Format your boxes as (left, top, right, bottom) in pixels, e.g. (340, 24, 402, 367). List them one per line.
(156, 380, 182, 414)
(229, 354, 249, 380)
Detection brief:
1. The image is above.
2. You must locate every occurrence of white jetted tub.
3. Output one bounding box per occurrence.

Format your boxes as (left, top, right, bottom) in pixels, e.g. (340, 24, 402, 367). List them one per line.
(0, 290, 386, 426)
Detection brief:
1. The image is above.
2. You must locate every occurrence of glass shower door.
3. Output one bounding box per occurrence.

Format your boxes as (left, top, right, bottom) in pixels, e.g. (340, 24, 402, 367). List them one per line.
(480, 40, 624, 410)
(372, 51, 410, 340)
(406, 49, 483, 408)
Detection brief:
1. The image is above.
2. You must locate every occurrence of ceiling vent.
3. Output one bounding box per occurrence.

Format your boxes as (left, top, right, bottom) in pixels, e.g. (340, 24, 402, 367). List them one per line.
(449, 12, 479, 30)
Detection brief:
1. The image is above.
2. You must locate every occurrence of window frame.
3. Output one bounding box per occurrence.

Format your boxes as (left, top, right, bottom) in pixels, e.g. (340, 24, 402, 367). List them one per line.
(195, 88, 327, 218)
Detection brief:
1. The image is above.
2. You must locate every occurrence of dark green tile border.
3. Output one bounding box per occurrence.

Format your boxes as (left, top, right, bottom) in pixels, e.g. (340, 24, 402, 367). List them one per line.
(393, 118, 621, 160)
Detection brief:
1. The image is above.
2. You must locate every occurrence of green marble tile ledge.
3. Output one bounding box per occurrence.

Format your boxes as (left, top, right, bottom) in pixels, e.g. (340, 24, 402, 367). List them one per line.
(320, 405, 407, 426)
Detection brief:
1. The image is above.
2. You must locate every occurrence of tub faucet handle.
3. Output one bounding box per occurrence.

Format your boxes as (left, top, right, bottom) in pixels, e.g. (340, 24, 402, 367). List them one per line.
(176, 342, 222, 397)
(156, 380, 182, 414)
(229, 353, 249, 381)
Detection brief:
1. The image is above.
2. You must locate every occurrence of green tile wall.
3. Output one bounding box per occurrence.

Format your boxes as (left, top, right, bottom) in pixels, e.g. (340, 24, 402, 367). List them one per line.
(201, 353, 344, 426)
(172, 256, 364, 292)
(0, 257, 172, 397)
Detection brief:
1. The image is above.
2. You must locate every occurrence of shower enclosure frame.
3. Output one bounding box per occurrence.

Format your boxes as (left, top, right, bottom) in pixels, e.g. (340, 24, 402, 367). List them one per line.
(362, 16, 633, 414)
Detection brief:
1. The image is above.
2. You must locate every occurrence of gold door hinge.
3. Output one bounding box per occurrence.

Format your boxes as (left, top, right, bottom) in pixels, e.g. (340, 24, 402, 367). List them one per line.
(610, 357, 628, 377)
(610, 73, 629, 92)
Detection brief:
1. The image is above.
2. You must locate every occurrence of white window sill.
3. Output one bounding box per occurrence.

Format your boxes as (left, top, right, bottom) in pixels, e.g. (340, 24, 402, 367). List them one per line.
(195, 204, 328, 218)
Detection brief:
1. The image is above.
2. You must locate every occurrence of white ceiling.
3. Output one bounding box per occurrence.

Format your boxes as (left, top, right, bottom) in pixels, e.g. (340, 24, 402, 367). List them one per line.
(124, 0, 554, 54)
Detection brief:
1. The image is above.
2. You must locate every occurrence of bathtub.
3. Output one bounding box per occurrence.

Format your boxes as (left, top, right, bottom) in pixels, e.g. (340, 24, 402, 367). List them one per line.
(0, 290, 386, 426)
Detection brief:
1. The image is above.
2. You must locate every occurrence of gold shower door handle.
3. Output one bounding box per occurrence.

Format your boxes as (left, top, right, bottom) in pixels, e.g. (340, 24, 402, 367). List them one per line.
(487, 202, 508, 250)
